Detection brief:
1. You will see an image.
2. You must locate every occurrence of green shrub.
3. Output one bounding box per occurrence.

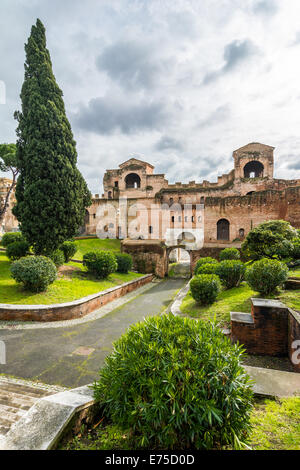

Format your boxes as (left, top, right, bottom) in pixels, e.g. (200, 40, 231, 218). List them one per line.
(291, 239, 300, 260)
(194, 257, 218, 274)
(83, 251, 117, 279)
(242, 220, 296, 260)
(1, 232, 25, 247)
(93, 314, 253, 450)
(190, 274, 221, 305)
(219, 248, 240, 261)
(245, 258, 289, 295)
(115, 253, 133, 274)
(50, 249, 65, 267)
(10, 256, 57, 292)
(60, 241, 77, 262)
(216, 260, 246, 289)
(6, 241, 29, 261)
(196, 262, 219, 275)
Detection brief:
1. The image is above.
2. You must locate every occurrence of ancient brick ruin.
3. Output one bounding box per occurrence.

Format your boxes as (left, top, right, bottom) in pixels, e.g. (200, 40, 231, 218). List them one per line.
(84, 142, 300, 276)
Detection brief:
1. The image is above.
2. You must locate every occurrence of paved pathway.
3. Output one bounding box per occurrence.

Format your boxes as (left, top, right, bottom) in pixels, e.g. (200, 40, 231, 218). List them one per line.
(0, 279, 185, 388)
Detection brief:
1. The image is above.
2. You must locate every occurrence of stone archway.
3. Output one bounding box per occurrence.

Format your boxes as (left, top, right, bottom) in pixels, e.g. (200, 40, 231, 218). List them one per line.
(166, 245, 192, 278)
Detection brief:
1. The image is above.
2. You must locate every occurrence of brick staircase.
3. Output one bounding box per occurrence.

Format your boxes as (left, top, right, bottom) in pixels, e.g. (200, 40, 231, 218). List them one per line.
(0, 377, 65, 440)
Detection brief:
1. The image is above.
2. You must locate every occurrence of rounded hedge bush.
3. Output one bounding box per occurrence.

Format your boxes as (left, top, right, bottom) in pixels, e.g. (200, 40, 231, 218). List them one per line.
(190, 274, 221, 305)
(245, 258, 289, 295)
(219, 248, 240, 261)
(195, 262, 219, 275)
(115, 253, 133, 274)
(10, 256, 57, 292)
(216, 260, 246, 289)
(6, 241, 29, 261)
(93, 314, 253, 449)
(60, 241, 77, 262)
(50, 249, 65, 267)
(83, 251, 117, 279)
(194, 257, 218, 274)
(1, 232, 25, 247)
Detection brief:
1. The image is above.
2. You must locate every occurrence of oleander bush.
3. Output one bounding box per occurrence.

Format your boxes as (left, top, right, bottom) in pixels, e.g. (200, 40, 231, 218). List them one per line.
(93, 314, 253, 450)
(10, 256, 57, 292)
(83, 251, 117, 279)
(194, 257, 218, 275)
(115, 253, 133, 274)
(60, 241, 77, 262)
(245, 258, 289, 295)
(219, 248, 240, 261)
(195, 262, 219, 275)
(6, 241, 29, 261)
(190, 274, 221, 305)
(216, 260, 246, 289)
(1, 232, 25, 247)
(50, 249, 65, 267)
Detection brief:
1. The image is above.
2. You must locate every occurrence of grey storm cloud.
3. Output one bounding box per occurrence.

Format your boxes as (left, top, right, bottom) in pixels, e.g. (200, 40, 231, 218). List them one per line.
(154, 136, 184, 152)
(286, 157, 300, 170)
(73, 95, 168, 135)
(253, 0, 278, 16)
(203, 39, 259, 84)
(198, 105, 230, 128)
(96, 40, 167, 91)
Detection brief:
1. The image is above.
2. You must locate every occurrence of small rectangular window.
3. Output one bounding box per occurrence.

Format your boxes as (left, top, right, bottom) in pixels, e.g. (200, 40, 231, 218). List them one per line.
(149, 226, 153, 234)
(171, 216, 175, 223)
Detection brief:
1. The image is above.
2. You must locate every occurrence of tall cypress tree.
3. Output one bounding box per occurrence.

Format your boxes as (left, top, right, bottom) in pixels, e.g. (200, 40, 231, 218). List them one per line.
(13, 19, 91, 254)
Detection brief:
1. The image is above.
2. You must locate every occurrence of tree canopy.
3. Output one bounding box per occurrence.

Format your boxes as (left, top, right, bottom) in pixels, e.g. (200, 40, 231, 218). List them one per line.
(241, 220, 298, 260)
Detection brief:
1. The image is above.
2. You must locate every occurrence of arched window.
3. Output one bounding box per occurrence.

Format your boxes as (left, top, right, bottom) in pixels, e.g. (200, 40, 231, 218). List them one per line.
(243, 161, 264, 178)
(217, 219, 230, 241)
(108, 191, 112, 199)
(239, 228, 245, 239)
(125, 173, 141, 189)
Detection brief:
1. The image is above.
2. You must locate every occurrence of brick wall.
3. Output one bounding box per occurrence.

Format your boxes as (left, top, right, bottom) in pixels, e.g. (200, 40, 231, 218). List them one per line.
(231, 299, 300, 372)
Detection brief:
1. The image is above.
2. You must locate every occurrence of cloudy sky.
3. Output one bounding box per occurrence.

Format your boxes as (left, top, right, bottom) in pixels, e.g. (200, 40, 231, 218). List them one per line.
(1, 0, 300, 193)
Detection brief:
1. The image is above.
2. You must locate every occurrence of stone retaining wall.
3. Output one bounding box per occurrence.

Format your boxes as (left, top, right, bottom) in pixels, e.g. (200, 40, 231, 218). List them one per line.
(231, 298, 300, 373)
(0, 274, 153, 323)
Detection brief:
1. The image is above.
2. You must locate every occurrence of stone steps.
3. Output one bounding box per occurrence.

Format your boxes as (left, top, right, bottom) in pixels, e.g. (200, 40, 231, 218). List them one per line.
(0, 377, 65, 438)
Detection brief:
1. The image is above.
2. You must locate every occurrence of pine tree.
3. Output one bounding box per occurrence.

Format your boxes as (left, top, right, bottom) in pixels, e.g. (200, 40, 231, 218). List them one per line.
(13, 19, 91, 254)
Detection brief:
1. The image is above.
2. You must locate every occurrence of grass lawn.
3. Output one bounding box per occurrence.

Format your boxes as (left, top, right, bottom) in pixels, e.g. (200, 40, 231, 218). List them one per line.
(0, 252, 142, 305)
(61, 397, 300, 450)
(180, 280, 300, 327)
(73, 238, 121, 260)
(180, 282, 255, 326)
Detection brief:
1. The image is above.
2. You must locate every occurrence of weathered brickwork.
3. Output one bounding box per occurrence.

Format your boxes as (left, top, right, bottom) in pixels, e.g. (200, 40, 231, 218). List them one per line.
(231, 299, 300, 372)
(85, 143, 300, 246)
(0, 178, 18, 233)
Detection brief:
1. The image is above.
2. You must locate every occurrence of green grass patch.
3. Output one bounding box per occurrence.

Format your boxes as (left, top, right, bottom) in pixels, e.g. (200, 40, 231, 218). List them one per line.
(0, 252, 142, 305)
(180, 279, 300, 326)
(61, 397, 300, 450)
(180, 282, 255, 326)
(250, 397, 300, 450)
(73, 238, 121, 260)
(289, 266, 300, 278)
